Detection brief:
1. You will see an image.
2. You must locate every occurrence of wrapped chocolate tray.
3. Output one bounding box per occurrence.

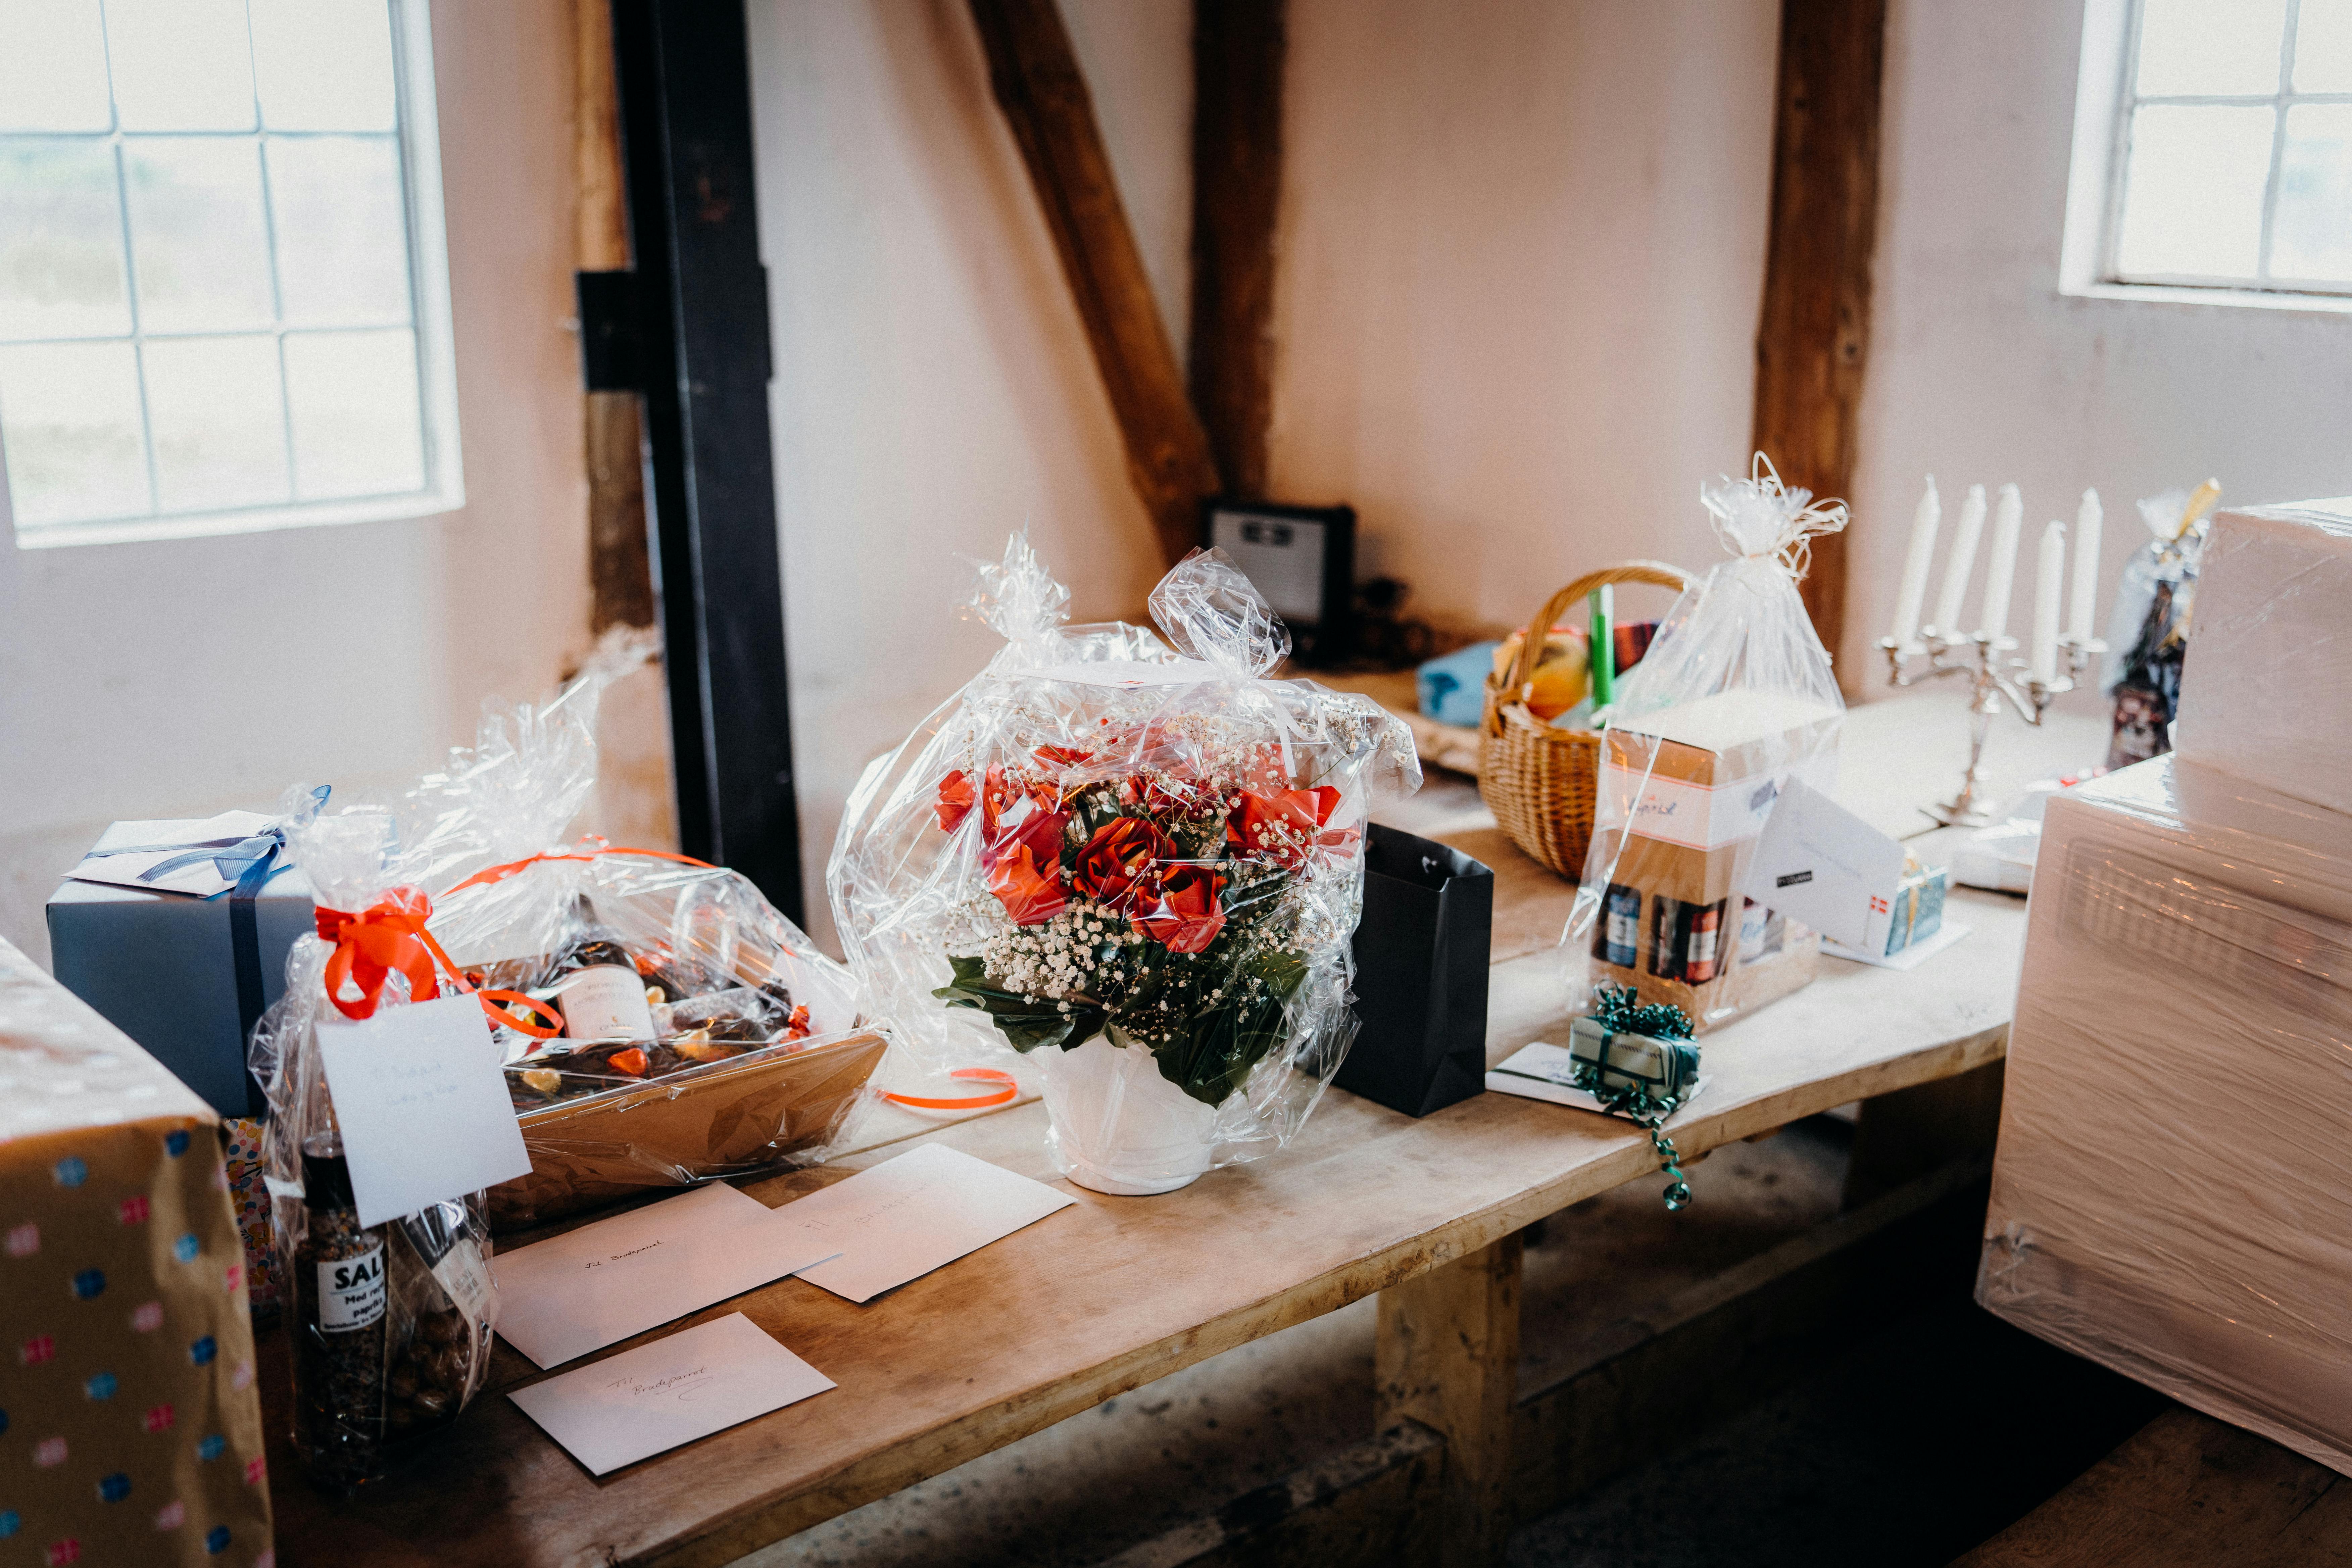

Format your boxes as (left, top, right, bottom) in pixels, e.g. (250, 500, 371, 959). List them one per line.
(433, 855, 887, 1233)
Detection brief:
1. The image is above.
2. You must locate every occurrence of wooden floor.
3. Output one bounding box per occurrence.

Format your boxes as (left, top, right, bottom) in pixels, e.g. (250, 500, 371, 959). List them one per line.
(1956, 1409, 2352, 1567)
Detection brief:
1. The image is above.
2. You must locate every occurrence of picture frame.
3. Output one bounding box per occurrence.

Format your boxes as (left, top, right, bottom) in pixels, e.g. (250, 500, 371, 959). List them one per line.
(1197, 498, 1356, 666)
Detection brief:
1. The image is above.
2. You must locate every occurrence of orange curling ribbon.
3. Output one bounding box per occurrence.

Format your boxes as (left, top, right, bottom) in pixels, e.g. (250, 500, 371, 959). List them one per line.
(881, 1068, 1018, 1112)
(443, 837, 717, 898)
(315, 889, 564, 1037)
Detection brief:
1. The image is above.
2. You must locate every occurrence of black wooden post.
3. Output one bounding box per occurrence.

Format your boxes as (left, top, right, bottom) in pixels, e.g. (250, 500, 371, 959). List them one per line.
(605, 0, 803, 920)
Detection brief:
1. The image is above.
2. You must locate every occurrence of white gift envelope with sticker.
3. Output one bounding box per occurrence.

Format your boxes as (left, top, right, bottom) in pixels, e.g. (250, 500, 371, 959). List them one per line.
(1736, 779, 1906, 951)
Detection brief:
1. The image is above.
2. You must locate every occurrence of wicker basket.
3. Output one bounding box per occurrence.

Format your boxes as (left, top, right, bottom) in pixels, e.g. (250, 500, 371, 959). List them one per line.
(1478, 560, 1696, 878)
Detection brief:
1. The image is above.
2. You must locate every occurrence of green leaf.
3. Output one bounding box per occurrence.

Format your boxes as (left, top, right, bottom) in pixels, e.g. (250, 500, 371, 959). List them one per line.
(1150, 946, 1311, 1107)
(933, 954, 1106, 1053)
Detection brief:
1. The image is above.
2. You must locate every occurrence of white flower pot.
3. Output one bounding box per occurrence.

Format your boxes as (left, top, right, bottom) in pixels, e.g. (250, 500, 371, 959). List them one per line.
(1041, 1032, 1218, 1195)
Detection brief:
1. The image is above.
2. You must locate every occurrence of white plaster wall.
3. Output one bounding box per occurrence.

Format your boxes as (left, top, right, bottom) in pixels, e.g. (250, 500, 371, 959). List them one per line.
(1844, 0, 2352, 715)
(748, 0, 1190, 951)
(0, 0, 593, 966)
(1269, 0, 1782, 639)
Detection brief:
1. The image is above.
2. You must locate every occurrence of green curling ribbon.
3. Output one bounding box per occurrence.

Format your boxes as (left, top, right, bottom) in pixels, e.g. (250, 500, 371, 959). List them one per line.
(1573, 984, 1697, 1210)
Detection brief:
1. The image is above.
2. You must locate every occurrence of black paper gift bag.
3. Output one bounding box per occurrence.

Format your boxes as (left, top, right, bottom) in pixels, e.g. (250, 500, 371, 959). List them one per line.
(1339, 825, 1493, 1117)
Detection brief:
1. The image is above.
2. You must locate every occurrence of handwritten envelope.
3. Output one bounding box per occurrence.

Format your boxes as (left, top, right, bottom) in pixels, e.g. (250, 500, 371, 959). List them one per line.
(508, 1313, 835, 1475)
(493, 1183, 842, 1368)
(777, 1143, 1076, 1304)
(316, 994, 532, 1228)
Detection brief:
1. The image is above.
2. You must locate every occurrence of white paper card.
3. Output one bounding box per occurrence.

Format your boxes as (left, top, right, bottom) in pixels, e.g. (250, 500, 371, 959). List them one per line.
(1822, 920, 1972, 971)
(508, 1312, 834, 1476)
(777, 1143, 1076, 1304)
(68, 812, 277, 897)
(316, 995, 533, 1229)
(1736, 779, 1907, 949)
(494, 1183, 843, 1368)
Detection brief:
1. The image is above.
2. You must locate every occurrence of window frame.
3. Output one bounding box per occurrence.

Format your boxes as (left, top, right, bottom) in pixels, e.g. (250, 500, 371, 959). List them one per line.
(2061, 0, 2352, 313)
(0, 0, 463, 550)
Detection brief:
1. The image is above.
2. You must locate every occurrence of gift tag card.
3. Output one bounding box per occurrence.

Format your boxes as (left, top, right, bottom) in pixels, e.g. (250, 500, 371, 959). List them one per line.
(316, 994, 531, 1228)
(508, 1312, 835, 1476)
(1736, 779, 1905, 950)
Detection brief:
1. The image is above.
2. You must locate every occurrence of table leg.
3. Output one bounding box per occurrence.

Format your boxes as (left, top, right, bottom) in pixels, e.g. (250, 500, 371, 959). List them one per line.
(1374, 1232, 1525, 1568)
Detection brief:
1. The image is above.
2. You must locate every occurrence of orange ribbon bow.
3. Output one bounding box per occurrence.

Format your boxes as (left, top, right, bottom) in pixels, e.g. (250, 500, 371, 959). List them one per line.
(314, 887, 562, 1036)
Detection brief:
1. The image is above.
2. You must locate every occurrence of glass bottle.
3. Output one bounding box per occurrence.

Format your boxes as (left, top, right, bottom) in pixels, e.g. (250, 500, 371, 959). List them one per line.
(543, 892, 656, 1041)
(289, 1134, 390, 1491)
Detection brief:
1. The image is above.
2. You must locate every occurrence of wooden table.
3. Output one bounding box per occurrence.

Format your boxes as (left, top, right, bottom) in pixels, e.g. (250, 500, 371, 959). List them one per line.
(266, 691, 2074, 1568)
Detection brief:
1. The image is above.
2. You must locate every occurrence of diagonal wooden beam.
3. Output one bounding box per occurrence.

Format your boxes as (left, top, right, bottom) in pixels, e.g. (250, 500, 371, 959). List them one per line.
(1188, 0, 1286, 501)
(968, 0, 1221, 567)
(1752, 0, 1887, 661)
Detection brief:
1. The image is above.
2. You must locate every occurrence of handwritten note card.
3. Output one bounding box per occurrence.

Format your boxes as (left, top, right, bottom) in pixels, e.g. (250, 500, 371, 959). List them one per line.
(508, 1313, 835, 1476)
(777, 1143, 1076, 1304)
(494, 1183, 842, 1368)
(315, 994, 532, 1228)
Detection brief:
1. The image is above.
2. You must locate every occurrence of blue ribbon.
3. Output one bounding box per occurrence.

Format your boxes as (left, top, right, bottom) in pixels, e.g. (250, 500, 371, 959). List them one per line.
(83, 787, 331, 1110)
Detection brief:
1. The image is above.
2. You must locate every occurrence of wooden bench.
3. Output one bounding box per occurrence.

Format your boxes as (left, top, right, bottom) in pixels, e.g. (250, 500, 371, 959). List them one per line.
(263, 691, 2069, 1567)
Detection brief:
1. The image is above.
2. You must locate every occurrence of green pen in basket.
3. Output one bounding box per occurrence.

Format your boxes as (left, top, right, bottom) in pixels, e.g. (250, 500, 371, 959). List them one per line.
(1567, 983, 1700, 1209)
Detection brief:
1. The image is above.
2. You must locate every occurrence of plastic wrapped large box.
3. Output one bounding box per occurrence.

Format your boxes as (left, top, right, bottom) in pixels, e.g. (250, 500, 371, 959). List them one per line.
(0, 936, 274, 1564)
(2173, 498, 2352, 817)
(1978, 755, 2352, 1474)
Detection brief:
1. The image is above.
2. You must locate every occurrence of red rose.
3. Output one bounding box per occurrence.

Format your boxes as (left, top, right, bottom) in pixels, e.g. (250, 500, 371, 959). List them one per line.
(935, 770, 976, 832)
(987, 841, 1069, 926)
(1225, 786, 1344, 868)
(983, 794, 1071, 875)
(1072, 817, 1174, 911)
(1033, 744, 1094, 768)
(1136, 863, 1227, 953)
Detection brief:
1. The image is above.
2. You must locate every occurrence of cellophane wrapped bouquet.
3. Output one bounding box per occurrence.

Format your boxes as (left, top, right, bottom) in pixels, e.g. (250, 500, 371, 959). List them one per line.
(1565, 453, 1849, 1031)
(831, 537, 1420, 1194)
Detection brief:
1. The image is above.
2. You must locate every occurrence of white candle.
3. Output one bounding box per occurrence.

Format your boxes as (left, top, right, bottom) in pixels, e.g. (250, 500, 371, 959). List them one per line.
(1930, 483, 1987, 637)
(2030, 520, 2065, 684)
(2069, 488, 2102, 641)
(1977, 482, 2023, 641)
(1889, 476, 1941, 648)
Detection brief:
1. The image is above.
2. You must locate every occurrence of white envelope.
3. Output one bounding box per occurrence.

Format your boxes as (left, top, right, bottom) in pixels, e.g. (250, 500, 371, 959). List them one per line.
(67, 812, 279, 898)
(493, 1183, 842, 1368)
(775, 1143, 1076, 1304)
(1736, 779, 1907, 950)
(508, 1313, 835, 1476)
(316, 995, 534, 1229)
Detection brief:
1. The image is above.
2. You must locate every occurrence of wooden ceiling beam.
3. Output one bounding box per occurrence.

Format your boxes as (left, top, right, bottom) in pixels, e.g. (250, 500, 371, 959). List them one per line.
(1188, 0, 1286, 502)
(1752, 0, 1887, 662)
(969, 0, 1221, 568)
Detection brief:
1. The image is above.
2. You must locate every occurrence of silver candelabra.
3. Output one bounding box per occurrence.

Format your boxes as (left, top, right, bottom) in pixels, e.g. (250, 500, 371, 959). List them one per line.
(1877, 628, 2107, 827)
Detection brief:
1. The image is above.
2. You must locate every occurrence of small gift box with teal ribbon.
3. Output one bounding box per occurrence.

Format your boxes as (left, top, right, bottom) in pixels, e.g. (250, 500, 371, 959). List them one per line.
(1567, 984, 1702, 1210)
(45, 791, 328, 1118)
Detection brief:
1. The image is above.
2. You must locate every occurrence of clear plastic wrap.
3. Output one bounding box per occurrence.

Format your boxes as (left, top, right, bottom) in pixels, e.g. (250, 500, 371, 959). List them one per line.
(431, 848, 885, 1231)
(2171, 498, 2352, 817)
(1979, 755, 2352, 1476)
(829, 536, 1421, 1192)
(407, 678, 885, 1230)
(1563, 454, 1847, 1031)
(249, 801, 502, 1489)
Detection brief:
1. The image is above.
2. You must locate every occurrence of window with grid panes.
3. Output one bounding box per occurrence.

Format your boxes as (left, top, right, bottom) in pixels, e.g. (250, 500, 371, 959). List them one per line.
(0, 0, 459, 547)
(2096, 0, 2352, 296)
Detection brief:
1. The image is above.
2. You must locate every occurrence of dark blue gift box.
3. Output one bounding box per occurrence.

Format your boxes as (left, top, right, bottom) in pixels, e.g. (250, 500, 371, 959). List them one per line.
(46, 840, 315, 1120)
